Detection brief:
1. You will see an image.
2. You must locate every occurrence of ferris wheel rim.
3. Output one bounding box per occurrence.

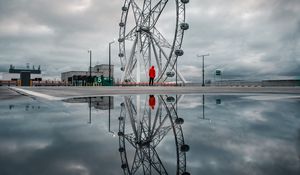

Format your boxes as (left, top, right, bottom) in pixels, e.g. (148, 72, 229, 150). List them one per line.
(118, 0, 188, 83)
(118, 95, 188, 175)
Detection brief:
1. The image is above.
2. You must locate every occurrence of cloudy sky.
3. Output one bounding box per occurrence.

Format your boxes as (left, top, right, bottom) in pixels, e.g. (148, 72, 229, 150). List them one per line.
(0, 0, 299, 81)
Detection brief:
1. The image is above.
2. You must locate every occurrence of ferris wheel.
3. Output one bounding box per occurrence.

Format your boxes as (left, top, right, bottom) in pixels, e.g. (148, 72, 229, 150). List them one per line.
(117, 95, 190, 175)
(118, 0, 189, 83)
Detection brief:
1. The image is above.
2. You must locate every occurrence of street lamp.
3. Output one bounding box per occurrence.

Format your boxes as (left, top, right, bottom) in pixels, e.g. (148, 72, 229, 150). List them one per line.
(197, 54, 209, 86)
(176, 57, 178, 86)
(88, 50, 92, 86)
(108, 96, 115, 137)
(109, 40, 115, 86)
(88, 97, 92, 124)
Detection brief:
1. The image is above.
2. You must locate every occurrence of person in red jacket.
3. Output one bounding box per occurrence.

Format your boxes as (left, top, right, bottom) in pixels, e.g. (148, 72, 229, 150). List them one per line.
(148, 95, 156, 110)
(149, 66, 156, 86)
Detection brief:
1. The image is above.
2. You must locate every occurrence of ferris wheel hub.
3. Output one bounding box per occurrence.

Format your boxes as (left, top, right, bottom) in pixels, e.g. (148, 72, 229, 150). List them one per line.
(137, 140, 151, 148)
(139, 26, 150, 33)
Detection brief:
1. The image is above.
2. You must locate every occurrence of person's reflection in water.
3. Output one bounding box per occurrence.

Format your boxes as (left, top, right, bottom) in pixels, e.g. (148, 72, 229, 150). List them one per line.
(9, 105, 14, 110)
(25, 104, 29, 111)
(149, 95, 156, 110)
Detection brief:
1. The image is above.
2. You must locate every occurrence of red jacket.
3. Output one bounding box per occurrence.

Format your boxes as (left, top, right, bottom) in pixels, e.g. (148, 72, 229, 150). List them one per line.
(149, 66, 156, 78)
(149, 95, 156, 109)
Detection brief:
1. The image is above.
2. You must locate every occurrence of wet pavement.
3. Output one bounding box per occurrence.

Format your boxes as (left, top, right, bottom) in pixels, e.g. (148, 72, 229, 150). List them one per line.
(0, 87, 300, 175)
(0, 87, 23, 100)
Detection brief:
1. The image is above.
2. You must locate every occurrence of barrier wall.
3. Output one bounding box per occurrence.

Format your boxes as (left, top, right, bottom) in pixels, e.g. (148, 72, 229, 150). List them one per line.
(262, 80, 300, 87)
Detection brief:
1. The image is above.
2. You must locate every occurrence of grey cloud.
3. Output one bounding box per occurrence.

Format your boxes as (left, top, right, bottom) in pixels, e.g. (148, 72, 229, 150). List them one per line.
(181, 0, 300, 81)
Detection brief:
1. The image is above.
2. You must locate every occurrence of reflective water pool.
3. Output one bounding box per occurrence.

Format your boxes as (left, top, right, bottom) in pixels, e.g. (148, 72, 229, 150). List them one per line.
(0, 94, 299, 175)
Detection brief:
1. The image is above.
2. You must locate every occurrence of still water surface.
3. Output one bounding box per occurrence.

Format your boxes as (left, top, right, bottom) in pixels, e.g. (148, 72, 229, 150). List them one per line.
(0, 94, 299, 175)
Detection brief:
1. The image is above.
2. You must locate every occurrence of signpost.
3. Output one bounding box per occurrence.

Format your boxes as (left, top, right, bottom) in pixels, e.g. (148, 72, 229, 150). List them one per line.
(214, 69, 222, 86)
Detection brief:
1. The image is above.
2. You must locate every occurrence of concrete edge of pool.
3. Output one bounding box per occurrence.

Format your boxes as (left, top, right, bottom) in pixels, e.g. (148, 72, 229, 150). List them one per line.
(4, 86, 300, 101)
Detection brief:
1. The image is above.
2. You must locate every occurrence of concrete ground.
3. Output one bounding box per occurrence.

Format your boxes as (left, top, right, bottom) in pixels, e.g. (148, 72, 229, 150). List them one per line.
(0, 87, 24, 100)
(2, 86, 300, 100)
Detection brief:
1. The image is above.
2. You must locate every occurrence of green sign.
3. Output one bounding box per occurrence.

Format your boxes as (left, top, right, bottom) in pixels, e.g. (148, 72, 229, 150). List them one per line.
(216, 70, 221, 76)
(97, 77, 102, 83)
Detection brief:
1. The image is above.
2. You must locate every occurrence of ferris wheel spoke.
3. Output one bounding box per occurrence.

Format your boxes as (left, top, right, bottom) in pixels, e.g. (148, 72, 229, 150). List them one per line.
(125, 26, 137, 41)
(141, 34, 151, 53)
(141, 36, 151, 70)
(150, 35, 172, 80)
(131, 1, 143, 25)
(142, 147, 168, 175)
(150, 104, 163, 137)
(152, 36, 186, 83)
(150, 38, 162, 73)
(141, 153, 151, 175)
(150, 35, 169, 61)
(131, 149, 143, 174)
(125, 97, 139, 139)
(142, 107, 151, 131)
(151, 114, 169, 139)
(123, 35, 138, 81)
(128, 59, 137, 78)
(138, 0, 168, 30)
(151, 27, 172, 48)
(142, 0, 152, 14)
(151, 106, 173, 146)
(124, 133, 137, 148)
(148, 0, 168, 29)
(153, 125, 172, 147)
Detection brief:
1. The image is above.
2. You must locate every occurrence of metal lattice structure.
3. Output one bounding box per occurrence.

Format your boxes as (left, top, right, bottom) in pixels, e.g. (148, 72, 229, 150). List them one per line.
(118, 0, 190, 83)
(118, 95, 190, 175)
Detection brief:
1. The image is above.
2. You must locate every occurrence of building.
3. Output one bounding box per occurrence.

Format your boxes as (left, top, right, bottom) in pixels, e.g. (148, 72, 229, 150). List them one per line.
(63, 96, 114, 110)
(0, 65, 42, 86)
(61, 64, 114, 86)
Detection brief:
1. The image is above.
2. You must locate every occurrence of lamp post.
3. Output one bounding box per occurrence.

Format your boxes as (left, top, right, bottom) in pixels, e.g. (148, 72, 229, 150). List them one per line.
(176, 57, 178, 86)
(88, 97, 92, 124)
(88, 50, 92, 86)
(109, 40, 115, 86)
(108, 96, 115, 137)
(197, 54, 209, 86)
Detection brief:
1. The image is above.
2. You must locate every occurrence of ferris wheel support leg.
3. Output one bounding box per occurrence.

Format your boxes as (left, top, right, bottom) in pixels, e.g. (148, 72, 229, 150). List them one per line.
(122, 36, 138, 82)
(136, 32, 144, 83)
(136, 95, 141, 143)
(150, 38, 162, 74)
(125, 97, 139, 140)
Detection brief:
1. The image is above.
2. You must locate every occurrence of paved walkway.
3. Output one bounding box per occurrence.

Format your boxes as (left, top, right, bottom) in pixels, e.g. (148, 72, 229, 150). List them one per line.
(0, 87, 23, 100)
(5, 86, 300, 100)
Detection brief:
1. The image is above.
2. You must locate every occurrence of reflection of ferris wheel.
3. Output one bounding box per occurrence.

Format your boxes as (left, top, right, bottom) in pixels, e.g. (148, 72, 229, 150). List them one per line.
(118, 95, 190, 175)
(118, 0, 189, 83)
